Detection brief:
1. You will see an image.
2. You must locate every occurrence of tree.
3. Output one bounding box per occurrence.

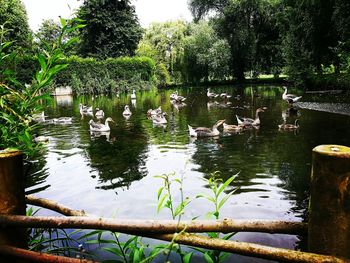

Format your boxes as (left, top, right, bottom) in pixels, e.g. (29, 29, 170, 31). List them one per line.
(136, 20, 189, 83)
(0, 0, 31, 51)
(77, 0, 143, 59)
(35, 19, 79, 56)
(35, 19, 61, 49)
(189, 0, 282, 81)
(183, 21, 231, 82)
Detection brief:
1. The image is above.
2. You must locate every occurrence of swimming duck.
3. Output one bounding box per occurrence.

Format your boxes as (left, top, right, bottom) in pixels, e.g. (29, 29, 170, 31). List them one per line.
(223, 122, 244, 132)
(147, 106, 162, 117)
(89, 117, 114, 132)
(174, 91, 186, 102)
(32, 111, 46, 122)
(278, 119, 299, 130)
(80, 103, 93, 115)
(236, 108, 265, 126)
(282, 86, 302, 104)
(52, 117, 72, 124)
(151, 112, 167, 124)
(207, 88, 219, 99)
(131, 89, 136, 100)
(220, 92, 232, 99)
(122, 105, 132, 116)
(188, 119, 225, 137)
(95, 108, 105, 118)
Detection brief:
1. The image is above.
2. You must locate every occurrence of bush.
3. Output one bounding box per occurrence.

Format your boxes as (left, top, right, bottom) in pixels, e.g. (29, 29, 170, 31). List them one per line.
(1, 55, 157, 94)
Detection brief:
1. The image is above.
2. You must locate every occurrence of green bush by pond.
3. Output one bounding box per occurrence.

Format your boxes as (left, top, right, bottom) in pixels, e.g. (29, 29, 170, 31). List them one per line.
(3, 55, 157, 94)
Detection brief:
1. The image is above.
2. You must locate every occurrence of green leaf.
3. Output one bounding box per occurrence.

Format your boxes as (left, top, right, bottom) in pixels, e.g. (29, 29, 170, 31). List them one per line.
(157, 194, 168, 213)
(183, 252, 193, 263)
(217, 175, 236, 196)
(157, 187, 164, 200)
(218, 189, 236, 210)
(60, 17, 67, 27)
(204, 252, 215, 263)
(37, 54, 47, 72)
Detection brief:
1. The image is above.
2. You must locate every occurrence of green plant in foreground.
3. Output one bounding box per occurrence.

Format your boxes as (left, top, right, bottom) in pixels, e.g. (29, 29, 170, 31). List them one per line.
(195, 172, 238, 263)
(0, 18, 83, 155)
(156, 172, 193, 263)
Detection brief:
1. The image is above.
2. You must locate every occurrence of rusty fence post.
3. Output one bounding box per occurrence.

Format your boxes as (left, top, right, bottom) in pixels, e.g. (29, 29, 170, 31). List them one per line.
(0, 150, 27, 249)
(309, 145, 350, 258)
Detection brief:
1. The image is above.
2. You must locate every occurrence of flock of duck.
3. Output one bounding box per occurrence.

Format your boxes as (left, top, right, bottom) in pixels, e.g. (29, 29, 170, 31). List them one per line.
(36, 86, 302, 141)
(187, 86, 301, 138)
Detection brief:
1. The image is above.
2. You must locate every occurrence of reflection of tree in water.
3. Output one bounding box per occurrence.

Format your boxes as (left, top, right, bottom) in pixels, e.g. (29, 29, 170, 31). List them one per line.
(87, 127, 149, 192)
(24, 151, 50, 195)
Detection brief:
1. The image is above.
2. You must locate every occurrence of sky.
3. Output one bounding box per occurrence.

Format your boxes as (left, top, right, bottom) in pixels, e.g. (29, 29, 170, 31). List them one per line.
(21, 0, 193, 32)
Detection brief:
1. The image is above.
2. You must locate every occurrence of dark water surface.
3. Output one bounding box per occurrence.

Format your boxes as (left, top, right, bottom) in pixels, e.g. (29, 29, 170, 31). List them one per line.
(27, 85, 350, 262)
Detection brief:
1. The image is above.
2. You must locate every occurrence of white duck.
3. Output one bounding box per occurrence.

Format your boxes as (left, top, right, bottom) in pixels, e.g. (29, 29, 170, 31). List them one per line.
(95, 108, 105, 118)
(207, 88, 219, 99)
(220, 92, 232, 99)
(174, 91, 186, 102)
(80, 103, 93, 115)
(89, 117, 114, 132)
(147, 106, 162, 117)
(131, 89, 136, 100)
(282, 86, 302, 104)
(151, 112, 167, 124)
(122, 105, 132, 116)
(188, 119, 225, 137)
(236, 108, 265, 126)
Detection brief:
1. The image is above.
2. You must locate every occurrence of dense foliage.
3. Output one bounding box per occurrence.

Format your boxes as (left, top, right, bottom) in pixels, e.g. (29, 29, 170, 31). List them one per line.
(189, 0, 350, 86)
(0, 19, 80, 153)
(136, 20, 188, 84)
(0, 0, 31, 52)
(77, 0, 143, 59)
(56, 56, 156, 94)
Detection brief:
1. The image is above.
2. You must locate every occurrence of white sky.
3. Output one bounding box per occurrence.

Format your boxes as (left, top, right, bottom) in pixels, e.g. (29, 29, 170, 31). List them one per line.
(21, 0, 193, 32)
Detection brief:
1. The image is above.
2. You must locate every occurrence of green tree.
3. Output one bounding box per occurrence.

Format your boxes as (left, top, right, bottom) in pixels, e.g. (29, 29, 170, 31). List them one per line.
(77, 0, 143, 59)
(136, 20, 189, 83)
(189, 0, 282, 81)
(0, 0, 31, 51)
(183, 21, 231, 82)
(35, 19, 61, 50)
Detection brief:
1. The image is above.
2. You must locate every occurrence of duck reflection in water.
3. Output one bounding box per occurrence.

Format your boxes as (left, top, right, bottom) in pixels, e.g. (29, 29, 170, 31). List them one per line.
(90, 130, 116, 142)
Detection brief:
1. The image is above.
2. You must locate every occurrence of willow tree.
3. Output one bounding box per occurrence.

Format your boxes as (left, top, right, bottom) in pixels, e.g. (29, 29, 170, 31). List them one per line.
(77, 0, 143, 59)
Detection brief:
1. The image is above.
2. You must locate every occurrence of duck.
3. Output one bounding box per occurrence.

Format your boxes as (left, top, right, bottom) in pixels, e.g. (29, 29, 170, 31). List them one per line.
(170, 92, 177, 100)
(188, 119, 225, 137)
(79, 103, 93, 115)
(95, 108, 105, 118)
(131, 89, 136, 100)
(282, 86, 302, 104)
(52, 117, 72, 124)
(278, 119, 299, 130)
(147, 106, 162, 117)
(220, 92, 232, 99)
(89, 117, 114, 132)
(207, 88, 219, 99)
(151, 112, 167, 124)
(236, 108, 265, 126)
(122, 105, 132, 116)
(32, 111, 46, 122)
(223, 122, 244, 132)
(174, 91, 186, 102)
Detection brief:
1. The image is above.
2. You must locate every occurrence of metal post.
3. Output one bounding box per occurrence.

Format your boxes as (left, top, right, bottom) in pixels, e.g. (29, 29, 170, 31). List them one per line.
(308, 145, 350, 258)
(0, 150, 27, 248)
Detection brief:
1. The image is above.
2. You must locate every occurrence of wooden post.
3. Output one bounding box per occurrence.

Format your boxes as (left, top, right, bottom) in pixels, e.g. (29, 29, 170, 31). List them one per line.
(309, 145, 350, 258)
(0, 150, 27, 249)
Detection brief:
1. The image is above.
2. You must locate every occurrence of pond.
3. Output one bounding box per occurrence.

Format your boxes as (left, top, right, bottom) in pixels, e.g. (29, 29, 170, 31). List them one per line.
(27, 85, 350, 262)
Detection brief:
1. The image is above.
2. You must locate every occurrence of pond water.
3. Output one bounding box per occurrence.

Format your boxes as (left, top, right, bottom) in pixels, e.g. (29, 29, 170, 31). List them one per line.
(27, 85, 350, 262)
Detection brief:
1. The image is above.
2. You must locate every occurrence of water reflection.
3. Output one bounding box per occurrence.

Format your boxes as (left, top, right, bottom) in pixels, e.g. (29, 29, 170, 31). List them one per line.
(30, 85, 350, 259)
